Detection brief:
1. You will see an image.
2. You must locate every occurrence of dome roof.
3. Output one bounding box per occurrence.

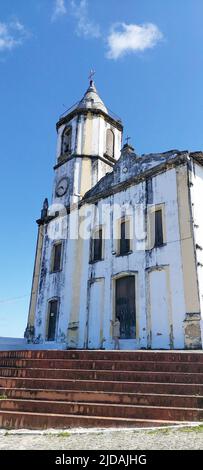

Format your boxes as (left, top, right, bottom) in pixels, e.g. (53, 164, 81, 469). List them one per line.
(77, 80, 108, 114)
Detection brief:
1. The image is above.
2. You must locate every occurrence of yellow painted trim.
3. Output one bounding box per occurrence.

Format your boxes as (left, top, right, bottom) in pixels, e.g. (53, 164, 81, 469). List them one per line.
(83, 113, 93, 155)
(27, 225, 44, 327)
(176, 165, 200, 313)
(80, 158, 92, 196)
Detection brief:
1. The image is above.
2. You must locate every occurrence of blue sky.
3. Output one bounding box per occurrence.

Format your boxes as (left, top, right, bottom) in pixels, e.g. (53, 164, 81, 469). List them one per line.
(0, 0, 203, 337)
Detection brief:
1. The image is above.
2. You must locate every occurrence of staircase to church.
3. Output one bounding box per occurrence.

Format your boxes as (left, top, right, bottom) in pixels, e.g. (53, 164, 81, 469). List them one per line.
(0, 350, 202, 429)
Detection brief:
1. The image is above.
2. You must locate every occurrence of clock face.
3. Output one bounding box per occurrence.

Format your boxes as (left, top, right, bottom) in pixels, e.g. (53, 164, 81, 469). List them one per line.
(55, 177, 69, 197)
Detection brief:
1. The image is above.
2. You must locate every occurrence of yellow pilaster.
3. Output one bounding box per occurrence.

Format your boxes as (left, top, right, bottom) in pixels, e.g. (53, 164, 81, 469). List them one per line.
(27, 225, 44, 329)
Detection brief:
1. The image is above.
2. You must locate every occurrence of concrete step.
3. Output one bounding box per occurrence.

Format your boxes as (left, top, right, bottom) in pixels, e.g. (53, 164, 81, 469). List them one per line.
(0, 399, 202, 421)
(0, 367, 203, 383)
(1, 388, 203, 408)
(0, 350, 202, 430)
(0, 358, 202, 373)
(0, 410, 182, 430)
(0, 350, 203, 362)
(1, 376, 203, 395)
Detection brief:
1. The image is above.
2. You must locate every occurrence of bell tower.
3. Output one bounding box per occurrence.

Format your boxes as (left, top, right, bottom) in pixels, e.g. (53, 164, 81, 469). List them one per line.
(26, 79, 123, 345)
(53, 79, 123, 206)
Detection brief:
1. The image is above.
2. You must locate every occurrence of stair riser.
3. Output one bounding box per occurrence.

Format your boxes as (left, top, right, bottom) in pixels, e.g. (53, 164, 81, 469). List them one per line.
(1, 377, 203, 394)
(0, 368, 202, 383)
(0, 412, 178, 430)
(0, 400, 202, 421)
(0, 349, 202, 430)
(1, 388, 202, 408)
(0, 350, 203, 362)
(0, 359, 202, 373)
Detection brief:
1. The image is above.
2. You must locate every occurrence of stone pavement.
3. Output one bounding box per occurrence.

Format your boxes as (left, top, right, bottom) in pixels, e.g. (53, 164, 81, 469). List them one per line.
(0, 425, 202, 450)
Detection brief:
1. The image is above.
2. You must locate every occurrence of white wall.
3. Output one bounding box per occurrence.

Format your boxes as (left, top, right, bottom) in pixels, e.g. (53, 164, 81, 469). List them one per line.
(148, 268, 171, 349)
(33, 166, 187, 350)
(87, 278, 105, 348)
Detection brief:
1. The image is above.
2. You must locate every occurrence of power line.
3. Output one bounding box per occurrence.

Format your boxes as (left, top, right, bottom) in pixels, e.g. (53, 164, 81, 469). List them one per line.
(0, 234, 198, 305)
(0, 295, 29, 305)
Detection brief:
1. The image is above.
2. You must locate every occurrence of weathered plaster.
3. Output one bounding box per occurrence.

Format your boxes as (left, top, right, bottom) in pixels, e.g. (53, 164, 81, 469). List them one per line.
(32, 156, 198, 350)
(188, 162, 203, 348)
(176, 164, 201, 348)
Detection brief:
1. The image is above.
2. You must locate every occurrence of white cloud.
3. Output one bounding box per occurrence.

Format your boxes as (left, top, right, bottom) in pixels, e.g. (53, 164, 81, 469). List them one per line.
(51, 3, 163, 57)
(0, 19, 27, 52)
(106, 22, 163, 60)
(70, 0, 101, 38)
(52, 0, 67, 21)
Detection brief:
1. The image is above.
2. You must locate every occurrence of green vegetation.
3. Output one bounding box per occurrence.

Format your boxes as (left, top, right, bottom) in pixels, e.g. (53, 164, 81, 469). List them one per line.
(179, 424, 203, 433)
(147, 427, 172, 435)
(146, 424, 203, 435)
(57, 431, 71, 438)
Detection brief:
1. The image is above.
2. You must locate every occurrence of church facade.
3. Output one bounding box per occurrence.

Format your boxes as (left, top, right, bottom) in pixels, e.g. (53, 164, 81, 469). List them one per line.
(25, 80, 203, 350)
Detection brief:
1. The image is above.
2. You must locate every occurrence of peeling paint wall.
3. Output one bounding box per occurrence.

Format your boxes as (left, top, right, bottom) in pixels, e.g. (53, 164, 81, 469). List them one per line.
(87, 278, 105, 348)
(189, 162, 203, 348)
(33, 165, 190, 350)
(88, 166, 185, 350)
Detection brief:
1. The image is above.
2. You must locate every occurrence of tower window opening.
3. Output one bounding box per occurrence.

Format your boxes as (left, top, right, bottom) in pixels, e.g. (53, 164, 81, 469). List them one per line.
(106, 129, 115, 158)
(154, 209, 164, 247)
(51, 243, 62, 272)
(62, 127, 72, 155)
(91, 228, 103, 262)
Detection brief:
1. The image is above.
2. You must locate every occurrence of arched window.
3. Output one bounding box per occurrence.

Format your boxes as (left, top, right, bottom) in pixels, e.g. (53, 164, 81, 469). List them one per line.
(106, 129, 115, 158)
(62, 127, 72, 155)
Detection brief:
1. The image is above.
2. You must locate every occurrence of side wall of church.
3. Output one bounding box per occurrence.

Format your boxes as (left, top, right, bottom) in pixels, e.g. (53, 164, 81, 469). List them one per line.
(188, 162, 203, 348)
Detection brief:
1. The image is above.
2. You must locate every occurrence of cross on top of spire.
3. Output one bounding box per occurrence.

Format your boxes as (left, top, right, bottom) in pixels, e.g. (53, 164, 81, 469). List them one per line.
(89, 69, 96, 85)
(122, 135, 134, 153)
(125, 135, 131, 145)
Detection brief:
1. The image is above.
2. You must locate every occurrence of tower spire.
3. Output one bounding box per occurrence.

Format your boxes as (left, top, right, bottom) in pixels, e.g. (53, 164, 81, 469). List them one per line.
(77, 73, 107, 113)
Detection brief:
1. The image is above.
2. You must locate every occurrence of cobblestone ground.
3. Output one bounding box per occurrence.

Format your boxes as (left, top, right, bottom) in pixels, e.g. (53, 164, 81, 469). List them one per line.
(0, 426, 202, 450)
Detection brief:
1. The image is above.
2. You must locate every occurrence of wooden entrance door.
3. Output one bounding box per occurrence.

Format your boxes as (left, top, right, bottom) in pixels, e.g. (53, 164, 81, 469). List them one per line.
(115, 276, 136, 339)
(47, 300, 58, 341)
